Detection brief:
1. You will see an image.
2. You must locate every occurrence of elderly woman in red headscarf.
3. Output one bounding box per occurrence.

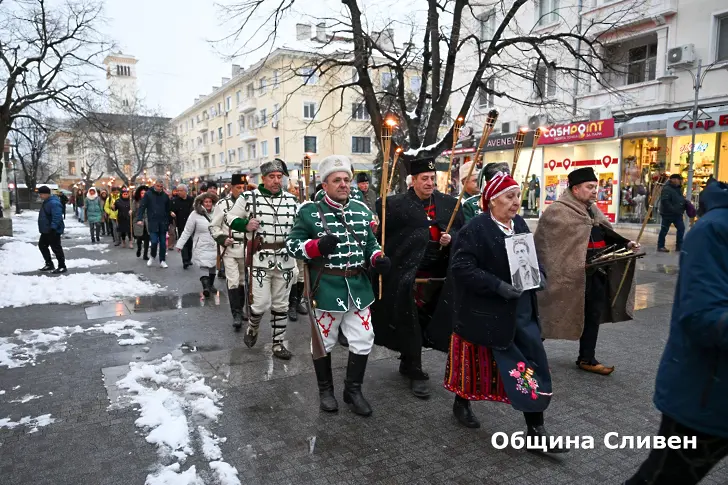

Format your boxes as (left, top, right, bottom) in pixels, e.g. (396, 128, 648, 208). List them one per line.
(443, 172, 566, 454)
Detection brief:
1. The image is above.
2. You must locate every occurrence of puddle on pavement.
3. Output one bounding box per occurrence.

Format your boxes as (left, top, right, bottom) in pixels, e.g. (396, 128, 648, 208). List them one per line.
(85, 292, 228, 319)
(179, 342, 223, 353)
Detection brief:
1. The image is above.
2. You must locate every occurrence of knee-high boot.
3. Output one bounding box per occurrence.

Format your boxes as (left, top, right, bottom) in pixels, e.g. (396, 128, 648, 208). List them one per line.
(287, 285, 299, 321)
(312, 353, 338, 412)
(343, 352, 372, 417)
(271, 310, 292, 360)
(244, 311, 262, 348)
(296, 282, 308, 314)
(228, 285, 244, 330)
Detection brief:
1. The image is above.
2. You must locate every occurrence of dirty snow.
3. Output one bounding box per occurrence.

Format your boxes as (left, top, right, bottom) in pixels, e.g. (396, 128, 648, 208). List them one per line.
(0, 320, 157, 368)
(114, 355, 240, 485)
(0, 273, 163, 308)
(0, 241, 110, 274)
(9, 394, 42, 404)
(0, 413, 56, 433)
(69, 243, 110, 252)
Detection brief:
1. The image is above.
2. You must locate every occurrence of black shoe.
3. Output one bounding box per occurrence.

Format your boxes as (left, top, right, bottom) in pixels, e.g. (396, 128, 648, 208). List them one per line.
(39, 264, 55, 271)
(183, 262, 191, 269)
(657, 247, 670, 253)
(243, 324, 258, 346)
(453, 398, 480, 428)
(343, 352, 372, 417)
(297, 297, 309, 315)
(288, 305, 298, 321)
(400, 357, 431, 399)
(217, 269, 225, 279)
(114, 241, 121, 246)
(143, 254, 149, 260)
(527, 425, 570, 454)
(338, 331, 349, 347)
(272, 343, 293, 360)
(313, 354, 338, 412)
(52, 266, 67, 274)
(200, 276, 211, 297)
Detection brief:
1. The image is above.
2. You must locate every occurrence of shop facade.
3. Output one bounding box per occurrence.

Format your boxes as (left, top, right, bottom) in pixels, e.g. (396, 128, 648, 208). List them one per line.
(539, 118, 620, 222)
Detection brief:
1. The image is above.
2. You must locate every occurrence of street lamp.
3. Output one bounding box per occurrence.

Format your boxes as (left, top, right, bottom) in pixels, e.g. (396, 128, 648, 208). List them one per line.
(660, 60, 728, 203)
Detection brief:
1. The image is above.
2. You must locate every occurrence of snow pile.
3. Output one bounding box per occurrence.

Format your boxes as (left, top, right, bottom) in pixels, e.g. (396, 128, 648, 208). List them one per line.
(70, 243, 110, 252)
(9, 394, 42, 404)
(115, 355, 240, 485)
(0, 413, 56, 433)
(0, 273, 163, 308)
(0, 320, 157, 368)
(0, 241, 110, 274)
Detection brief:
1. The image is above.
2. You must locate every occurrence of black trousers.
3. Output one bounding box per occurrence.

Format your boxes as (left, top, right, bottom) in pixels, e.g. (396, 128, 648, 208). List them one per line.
(579, 269, 607, 362)
(39, 232, 65, 267)
(136, 235, 149, 255)
(181, 238, 193, 265)
(625, 414, 728, 485)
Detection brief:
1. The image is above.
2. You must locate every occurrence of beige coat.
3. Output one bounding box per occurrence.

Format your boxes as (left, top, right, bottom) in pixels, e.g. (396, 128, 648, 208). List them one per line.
(534, 189, 635, 340)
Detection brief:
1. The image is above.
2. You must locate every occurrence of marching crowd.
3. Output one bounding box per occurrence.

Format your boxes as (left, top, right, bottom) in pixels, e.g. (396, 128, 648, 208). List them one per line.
(28, 152, 728, 484)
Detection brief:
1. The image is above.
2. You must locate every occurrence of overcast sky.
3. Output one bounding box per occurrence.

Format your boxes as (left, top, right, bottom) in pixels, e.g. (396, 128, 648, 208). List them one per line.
(102, 0, 425, 117)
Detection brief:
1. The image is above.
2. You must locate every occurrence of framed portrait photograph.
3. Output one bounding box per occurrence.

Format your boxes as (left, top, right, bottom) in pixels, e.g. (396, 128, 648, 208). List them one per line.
(505, 233, 541, 291)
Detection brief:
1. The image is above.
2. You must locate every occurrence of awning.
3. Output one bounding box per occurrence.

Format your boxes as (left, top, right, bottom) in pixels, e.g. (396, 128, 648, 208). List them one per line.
(618, 105, 728, 137)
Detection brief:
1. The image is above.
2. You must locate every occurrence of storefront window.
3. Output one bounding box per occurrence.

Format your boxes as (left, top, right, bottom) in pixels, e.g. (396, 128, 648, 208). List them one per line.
(668, 132, 719, 205)
(619, 136, 667, 223)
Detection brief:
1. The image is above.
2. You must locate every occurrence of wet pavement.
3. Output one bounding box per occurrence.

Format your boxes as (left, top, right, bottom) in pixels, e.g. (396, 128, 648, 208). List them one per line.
(1, 222, 725, 485)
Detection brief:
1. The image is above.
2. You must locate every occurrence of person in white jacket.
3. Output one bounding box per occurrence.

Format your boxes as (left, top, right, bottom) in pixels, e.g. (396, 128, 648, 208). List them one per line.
(176, 192, 219, 296)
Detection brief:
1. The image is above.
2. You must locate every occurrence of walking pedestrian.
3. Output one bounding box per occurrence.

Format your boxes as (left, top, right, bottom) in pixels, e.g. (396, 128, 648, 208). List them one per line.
(171, 184, 194, 269)
(133, 186, 150, 260)
(657, 174, 687, 253)
(460, 161, 482, 223)
(74, 188, 84, 222)
(105, 186, 120, 245)
(84, 187, 104, 243)
(98, 189, 109, 236)
(286, 155, 390, 415)
(535, 167, 640, 375)
(286, 178, 308, 322)
(37, 186, 66, 274)
(114, 188, 132, 248)
(175, 192, 219, 296)
(58, 191, 69, 219)
(136, 179, 171, 268)
(225, 159, 298, 360)
(625, 180, 728, 484)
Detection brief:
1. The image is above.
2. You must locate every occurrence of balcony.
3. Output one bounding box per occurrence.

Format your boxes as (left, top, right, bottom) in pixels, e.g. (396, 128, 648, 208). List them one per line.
(196, 145, 210, 154)
(577, 79, 668, 113)
(237, 99, 257, 113)
(240, 129, 257, 142)
(197, 119, 208, 132)
(581, 0, 677, 32)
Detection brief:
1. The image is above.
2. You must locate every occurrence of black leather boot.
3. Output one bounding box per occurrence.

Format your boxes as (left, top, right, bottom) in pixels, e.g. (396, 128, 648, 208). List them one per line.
(228, 286, 244, 331)
(526, 424, 570, 454)
(453, 396, 480, 428)
(313, 353, 338, 412)
(208, 273, 217, 293)
(343, 352, 372, 416)
(296, 282, 308, 314)
(287, 285, 299, 321)
(400, 354, 431, 399)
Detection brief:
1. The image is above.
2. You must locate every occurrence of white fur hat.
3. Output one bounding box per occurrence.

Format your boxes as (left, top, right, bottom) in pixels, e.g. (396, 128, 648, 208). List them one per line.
(459, 161, 480, 182)
(318, 155, 353, 183)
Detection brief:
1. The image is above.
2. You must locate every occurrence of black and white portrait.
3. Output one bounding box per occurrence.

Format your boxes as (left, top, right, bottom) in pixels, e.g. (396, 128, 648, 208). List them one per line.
(506, 233, 541, 291)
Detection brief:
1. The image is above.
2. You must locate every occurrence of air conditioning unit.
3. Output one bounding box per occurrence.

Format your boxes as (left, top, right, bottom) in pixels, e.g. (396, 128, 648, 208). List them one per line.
(589, 107, 612, 121)
(500, 121, 513, 133)
(271, 120, 279, 129)
(667, 44, 696, 68)
(528, 114, 548, 131)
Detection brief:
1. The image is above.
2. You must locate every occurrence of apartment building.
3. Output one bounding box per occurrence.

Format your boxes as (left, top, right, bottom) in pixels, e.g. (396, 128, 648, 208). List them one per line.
(172, 24, 424, 185)
(449, 0, 728, 223)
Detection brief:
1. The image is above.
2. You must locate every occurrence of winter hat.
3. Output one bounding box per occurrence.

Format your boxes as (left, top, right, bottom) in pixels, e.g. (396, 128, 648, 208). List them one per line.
(568, 167, 598, 188)
(86, 188, 98, 200)
(231, 173, 246, 186)
(483, 171, 519, 205)
(409, 157, 436, 176)
(261, 158, 288, 177)
(355, 172, 370, 183)
(318, 155, 352, 183)
(37, 186, 51, 194)
(459, 161, 480, 182)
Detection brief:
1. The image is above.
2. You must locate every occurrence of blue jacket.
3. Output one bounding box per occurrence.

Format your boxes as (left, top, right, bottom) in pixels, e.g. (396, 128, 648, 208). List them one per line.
(38, 195, 65, 234)
(654, 181, 728, 438)
(136, 188, 171, 234)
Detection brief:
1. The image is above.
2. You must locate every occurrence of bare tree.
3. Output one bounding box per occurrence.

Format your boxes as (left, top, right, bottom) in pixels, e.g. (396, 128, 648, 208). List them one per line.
(219, 0, 642, 175)
(10, 117, 60, 190)
(0, 0, 107, 184)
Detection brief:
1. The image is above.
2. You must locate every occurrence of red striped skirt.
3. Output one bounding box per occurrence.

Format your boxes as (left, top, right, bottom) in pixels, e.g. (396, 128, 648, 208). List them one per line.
(443, 333, 510, 403)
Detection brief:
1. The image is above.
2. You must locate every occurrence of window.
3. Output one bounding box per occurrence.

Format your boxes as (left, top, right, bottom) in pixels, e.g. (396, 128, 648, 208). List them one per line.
(217, 127, 223, 141)
(479, 10, 496, 41)
(68, 161, 76, 175)
(226, 96, 232, 111)
(261, 140, 269, 157)
(302, 67, 318, 85)
(718, 15, 728, 61)
(227, 123, 233, 137)
(203, 132, 208, 144)
(352, 102, 370, 121)
(478, 79, 495, 107)
(410, 76, 421, 93)
(236, 90, 242, 105)
(304, 136, 317, 153)
(303, 102, 316, 120)
(274, 137, 280, 155)
(273, 70, 280, 87)
(273, 104, 280, 123)
(228, 149, 235, 164)
(627, 43, 657, 85)
(238, 147, 245, 161)
(259, 77, 267, 95)
(210, 130, 216, 142)
(247, 115, 255, 130)
(534, 65, 556, 98)
(219, 152, 224, 165)
(190, 118, 194, 128)
(67, 143, 74, 155)
(381, 72, 394, 91)
(210, 154, 215, 167)
(352, 136, 371, 154)
(538, 0, 560, 26)
(238, 116, 245, 133)
(246, 83, 255, 98)
(259, 109, 267, 126)
(156, 143, 162, 154)
(248, 143, 257, 159)
(216, 102, 222, 115)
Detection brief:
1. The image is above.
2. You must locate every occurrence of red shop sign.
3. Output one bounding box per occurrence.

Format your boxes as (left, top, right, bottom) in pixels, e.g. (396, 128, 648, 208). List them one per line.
(544, 156, 618, 171)
(539, 118, 615, 145)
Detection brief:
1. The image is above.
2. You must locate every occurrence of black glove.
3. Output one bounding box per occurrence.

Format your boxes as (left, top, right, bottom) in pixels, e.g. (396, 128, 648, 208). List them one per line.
(317, 234, 341, 257)
(537, 270, 547, 291)
(372, 255, 391, 275)
(495, 281, 523, 300)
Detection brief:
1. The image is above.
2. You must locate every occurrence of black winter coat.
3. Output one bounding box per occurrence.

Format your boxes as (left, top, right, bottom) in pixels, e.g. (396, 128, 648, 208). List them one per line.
(450, 212, 541, 349)
(371, 189, 464, 355)
(114, 197, 132, 231)
(659, 183, 686, 217)
(137, 189, 171, 234)
(170, 195, 194, 233)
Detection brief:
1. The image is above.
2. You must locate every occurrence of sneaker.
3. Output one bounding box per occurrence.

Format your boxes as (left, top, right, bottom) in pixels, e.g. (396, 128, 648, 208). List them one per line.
(147, 258, 154, 267)
(657, 247, 670, 253)
(160, 261, 168, 268)
(52, 266, 68, 274)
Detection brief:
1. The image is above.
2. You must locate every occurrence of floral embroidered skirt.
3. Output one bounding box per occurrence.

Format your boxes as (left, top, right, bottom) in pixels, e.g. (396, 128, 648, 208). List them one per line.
(443, 317, 552, 413)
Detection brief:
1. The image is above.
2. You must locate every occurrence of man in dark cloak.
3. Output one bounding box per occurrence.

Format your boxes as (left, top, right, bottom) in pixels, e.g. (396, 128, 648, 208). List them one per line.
(372, 157, 464, 398)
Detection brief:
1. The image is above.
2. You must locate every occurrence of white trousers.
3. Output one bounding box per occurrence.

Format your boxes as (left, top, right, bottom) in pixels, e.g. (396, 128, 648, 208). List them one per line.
(222, 253, 246, 289)
(250, 266, 296, 315)
(296, 259, 305, 283)
(311, 299, 374, 356)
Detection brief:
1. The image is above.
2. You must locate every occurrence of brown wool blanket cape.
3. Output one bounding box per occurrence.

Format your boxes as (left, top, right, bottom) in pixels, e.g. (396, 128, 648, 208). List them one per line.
(534, 189, 636, 340)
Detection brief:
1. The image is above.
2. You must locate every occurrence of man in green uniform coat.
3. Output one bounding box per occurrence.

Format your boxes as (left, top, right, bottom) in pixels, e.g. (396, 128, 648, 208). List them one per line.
(286, 155, 391, 417)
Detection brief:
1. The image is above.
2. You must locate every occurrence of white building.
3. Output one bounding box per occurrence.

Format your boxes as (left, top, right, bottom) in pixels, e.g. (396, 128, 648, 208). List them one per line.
(450, 0, 728, 223)
(103, 53, 139, 113)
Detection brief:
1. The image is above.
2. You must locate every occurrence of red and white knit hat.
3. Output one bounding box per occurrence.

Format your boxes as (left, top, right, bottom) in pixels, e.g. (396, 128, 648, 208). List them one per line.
(482, 171, 519, 205)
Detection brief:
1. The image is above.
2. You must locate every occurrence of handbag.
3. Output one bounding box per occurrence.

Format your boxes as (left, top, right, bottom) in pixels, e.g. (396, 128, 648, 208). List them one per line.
(686, 201, 697, 218)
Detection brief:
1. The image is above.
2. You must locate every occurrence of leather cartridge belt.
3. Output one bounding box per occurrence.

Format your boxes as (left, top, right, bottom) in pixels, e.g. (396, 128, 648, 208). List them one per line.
(259, 242, 286, 251)
(310, 264, 364, 277)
